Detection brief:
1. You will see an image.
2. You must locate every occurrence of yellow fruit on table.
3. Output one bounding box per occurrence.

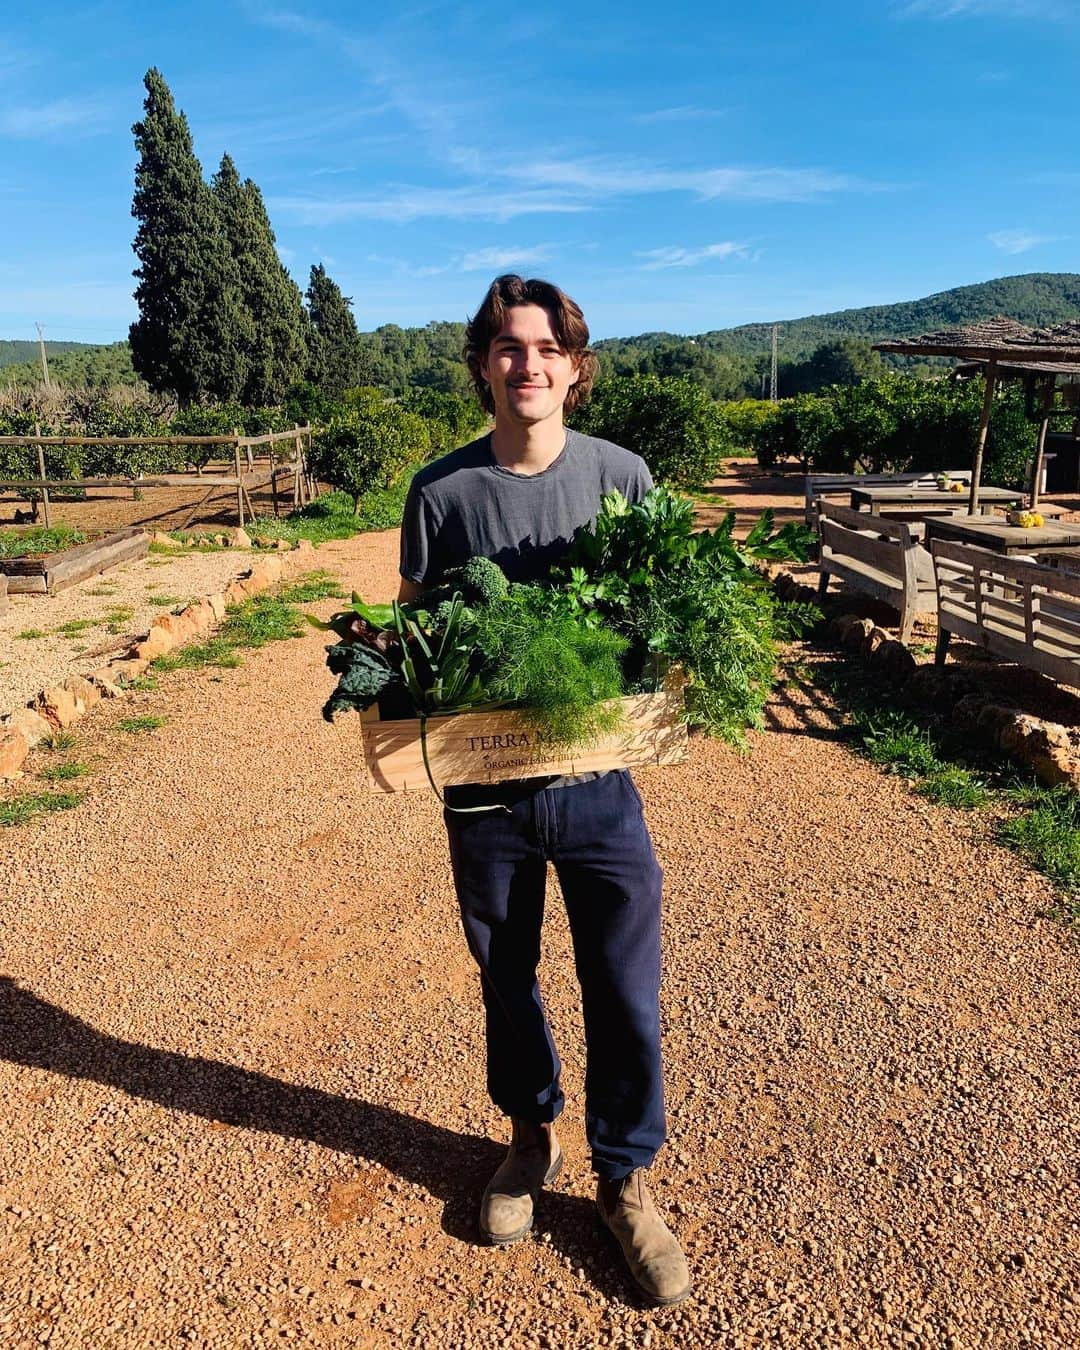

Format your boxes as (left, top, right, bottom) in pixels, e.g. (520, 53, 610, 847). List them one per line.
(948, 481, 966, 492)
(1009, 510, 1044, 528)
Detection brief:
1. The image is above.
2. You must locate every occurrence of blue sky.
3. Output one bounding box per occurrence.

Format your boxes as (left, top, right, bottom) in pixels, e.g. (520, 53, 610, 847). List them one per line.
(1, 0, 1078, 343)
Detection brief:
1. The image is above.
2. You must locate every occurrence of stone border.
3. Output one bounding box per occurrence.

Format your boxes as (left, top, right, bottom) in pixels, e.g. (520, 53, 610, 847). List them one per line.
(0, 539, 316, 779)
(762, 565, 1080, 791)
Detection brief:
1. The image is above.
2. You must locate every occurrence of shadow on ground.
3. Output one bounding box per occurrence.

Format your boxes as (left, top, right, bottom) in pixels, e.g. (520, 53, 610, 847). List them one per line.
(0, 977, 638, 1302)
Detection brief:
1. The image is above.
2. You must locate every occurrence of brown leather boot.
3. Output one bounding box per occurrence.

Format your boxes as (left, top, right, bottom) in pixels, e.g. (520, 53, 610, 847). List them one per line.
(597, 1169, 692, 1305)
(479, 1118, 562, 1246)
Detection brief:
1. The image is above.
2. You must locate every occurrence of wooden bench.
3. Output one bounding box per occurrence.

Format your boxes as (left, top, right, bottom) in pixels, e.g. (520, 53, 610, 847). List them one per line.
(804, 470, 970, 530)
(817, 502, 938, 644)
(932, 539, 1080, 689)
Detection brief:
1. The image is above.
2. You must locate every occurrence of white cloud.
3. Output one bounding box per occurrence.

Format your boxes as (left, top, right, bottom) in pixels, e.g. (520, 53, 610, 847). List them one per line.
(270, 187, 589, 225)
(636, 242, 750, 270)
(0, 97, 112, 139)
(634, 106, 726, 123)
(988, 228, 1058, 254)
(897, 0, 1073, 19)
(459, 246, 551, 272)
(499, 157, 877, 203)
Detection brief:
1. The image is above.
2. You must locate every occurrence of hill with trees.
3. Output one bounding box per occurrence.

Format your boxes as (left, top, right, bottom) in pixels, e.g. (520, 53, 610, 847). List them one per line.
(5, 272, 1079, 399)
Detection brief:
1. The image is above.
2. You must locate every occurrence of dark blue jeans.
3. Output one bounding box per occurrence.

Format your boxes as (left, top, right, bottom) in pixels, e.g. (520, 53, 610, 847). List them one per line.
(443, 771, 666, 1180)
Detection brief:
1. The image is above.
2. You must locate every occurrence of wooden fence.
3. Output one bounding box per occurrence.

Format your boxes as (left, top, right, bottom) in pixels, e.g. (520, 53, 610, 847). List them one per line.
(0, 425, 315, 529)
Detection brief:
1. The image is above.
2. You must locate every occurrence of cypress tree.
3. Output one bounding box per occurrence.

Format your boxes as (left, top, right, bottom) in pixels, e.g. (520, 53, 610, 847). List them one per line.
(213, 154, 307, 405)
(129, 69, 247, 405)
(306, 264, 362, 396)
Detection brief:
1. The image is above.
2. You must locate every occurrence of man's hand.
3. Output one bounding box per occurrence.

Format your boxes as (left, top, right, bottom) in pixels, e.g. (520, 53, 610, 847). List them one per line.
(398, 577, 423, 604)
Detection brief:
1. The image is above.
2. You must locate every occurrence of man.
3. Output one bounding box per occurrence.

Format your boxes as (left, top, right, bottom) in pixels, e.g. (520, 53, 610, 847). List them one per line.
(399, 275, 691, 1306)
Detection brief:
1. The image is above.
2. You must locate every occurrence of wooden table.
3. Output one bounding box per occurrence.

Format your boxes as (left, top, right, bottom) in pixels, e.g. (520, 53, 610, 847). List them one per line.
(924, 514, 1080, 556)
(849, 484, 1021, 516)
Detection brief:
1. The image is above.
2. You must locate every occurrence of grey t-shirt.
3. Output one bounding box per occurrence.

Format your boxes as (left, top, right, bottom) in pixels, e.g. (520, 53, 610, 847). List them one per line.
(400, 428, 653, 587)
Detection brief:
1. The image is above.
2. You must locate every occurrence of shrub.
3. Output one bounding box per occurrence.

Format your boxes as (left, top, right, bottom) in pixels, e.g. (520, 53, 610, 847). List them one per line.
(313, 403, 430, 511)
(398, 388, 489, 456)
(571, 374, 731, 489)
(717, 399, 781, 455)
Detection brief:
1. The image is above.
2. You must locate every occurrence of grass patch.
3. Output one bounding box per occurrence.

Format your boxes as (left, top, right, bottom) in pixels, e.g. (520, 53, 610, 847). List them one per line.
(154, 638, 242, 672)
(104, 605, 135, 634)
(85, 583, 120, 596)
(15, 628, 46, 640)
(42, 729, 78, 752)
(815, 657, 1075, 919)
(0, 525, 88, 559)
(999, 789, 1080, 919)
(246, 475, 418, 547)
(117, 714, 165, 734)
(148, 594, 184, 607)
(277, 570, 345, 603)
(38, 761, 90, 782)
(0, 790, 83, 827)
(53, 617, 100, 639)
(148, 539, 185, 556)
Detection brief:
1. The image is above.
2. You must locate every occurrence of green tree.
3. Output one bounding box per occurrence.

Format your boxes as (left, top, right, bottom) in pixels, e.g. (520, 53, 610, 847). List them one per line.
(570, 375, 732, 489)
(129, 68, 247, 405)
(213, 154, 307, 405)
(306, 264, 361, 396)
(314, 401, 430, 511)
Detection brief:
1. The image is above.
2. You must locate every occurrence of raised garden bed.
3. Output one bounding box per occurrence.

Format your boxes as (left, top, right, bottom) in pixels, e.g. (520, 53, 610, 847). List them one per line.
(0, 527, 150, 595)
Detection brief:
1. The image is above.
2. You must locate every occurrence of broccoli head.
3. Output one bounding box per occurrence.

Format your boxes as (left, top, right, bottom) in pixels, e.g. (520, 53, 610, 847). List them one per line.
(460, 555, 509, 607)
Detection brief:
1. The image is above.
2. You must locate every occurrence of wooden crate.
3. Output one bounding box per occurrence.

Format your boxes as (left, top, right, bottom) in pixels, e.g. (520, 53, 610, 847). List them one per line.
(0, 527, 149, 594)
(359, 676, 688, 793)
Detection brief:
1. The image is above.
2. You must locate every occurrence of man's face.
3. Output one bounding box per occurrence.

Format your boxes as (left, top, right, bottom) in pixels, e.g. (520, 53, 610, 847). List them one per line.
(480, 303, 580, 429)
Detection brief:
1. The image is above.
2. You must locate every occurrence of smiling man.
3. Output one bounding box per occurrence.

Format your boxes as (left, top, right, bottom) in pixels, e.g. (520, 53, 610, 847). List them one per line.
(398, 275, 691, 1307)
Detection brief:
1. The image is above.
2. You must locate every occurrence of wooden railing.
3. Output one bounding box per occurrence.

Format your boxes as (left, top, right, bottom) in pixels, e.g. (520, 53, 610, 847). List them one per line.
(0, 426, 315, 528)
(932, 538, 1080, 689)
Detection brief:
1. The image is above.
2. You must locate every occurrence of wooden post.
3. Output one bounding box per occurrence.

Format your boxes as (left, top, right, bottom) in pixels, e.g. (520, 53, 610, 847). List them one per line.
(35, 424, 51, 527)
(292, 423, 303, 507)
(968, 358, 997, 515)
(233, 431, 244, 528)
(1030, 379, 1054, 511)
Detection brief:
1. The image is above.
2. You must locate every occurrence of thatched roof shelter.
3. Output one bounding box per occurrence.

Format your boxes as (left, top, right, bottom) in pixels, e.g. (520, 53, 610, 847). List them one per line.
(874, 317, 1080, 508)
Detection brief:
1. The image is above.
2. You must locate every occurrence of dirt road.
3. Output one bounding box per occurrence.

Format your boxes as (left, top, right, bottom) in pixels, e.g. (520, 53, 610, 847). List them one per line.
(1, 528, 1076, 1348)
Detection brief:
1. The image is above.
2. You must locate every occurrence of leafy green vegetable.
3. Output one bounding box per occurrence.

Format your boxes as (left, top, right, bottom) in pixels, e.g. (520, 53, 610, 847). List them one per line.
(460, 556, 510, 607)
(322, 642, 397, 720)
(471, 586, 628, 748)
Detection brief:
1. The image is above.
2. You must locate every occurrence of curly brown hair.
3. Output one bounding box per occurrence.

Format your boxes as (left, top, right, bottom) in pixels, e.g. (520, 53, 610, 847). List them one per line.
(463, 274, 598, 416)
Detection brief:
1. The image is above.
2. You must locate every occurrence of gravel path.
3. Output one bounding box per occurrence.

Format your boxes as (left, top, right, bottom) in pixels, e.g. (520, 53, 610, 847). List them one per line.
(0, 528, 1077, 1348)
(0, 548, 256, 717)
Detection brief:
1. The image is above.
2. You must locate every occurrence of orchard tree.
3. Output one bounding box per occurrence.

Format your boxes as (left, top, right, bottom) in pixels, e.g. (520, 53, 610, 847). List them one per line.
(129, 69, 247, 404)
(306, 264, 361, 396)
(213, 154, 307, 404)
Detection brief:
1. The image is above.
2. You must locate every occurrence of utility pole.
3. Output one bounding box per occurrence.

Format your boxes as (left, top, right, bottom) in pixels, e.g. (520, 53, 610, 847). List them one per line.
(769, 324, 778, 404)
(36, 323, 52, 390)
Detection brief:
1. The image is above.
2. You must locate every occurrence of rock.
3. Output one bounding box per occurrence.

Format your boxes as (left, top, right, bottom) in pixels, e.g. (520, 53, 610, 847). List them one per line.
(33, 684, 84, 730)
(132, 627, 174, 662)
(153, 611, 199, 645)
(0, 728, 28, 779)
(179, 598, 215, 634)
(63, 675, 101, 711)
(830, 613, 865, 643)
(87, 671, 125, 699)
(106, 657, 150, 685)
(150, 531, 178, 549)
(225, 580, 255, 607)
(868, 639, 917, 683)
(245, 561, 278, 591)
(206, 592, 228, 622)
(228, 527, 252, 548)
(295, 538, 316, 556)
(5, 707, 53, 748)
(273, 539, 292, 551)
(841, 618, 875, 653)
